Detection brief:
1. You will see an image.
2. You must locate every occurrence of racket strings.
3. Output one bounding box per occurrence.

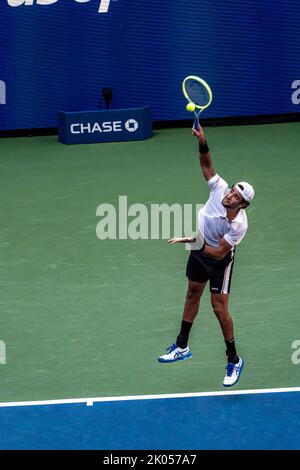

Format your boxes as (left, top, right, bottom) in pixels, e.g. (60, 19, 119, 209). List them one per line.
(185, 79, 210, 107)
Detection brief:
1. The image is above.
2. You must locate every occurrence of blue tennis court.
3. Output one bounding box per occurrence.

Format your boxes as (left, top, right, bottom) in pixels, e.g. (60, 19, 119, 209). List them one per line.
(1, 389, 300, 450)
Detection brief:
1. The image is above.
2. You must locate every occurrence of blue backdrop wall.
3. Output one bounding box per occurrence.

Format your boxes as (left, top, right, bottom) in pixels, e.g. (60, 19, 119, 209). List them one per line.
(1, 0, 300, 130)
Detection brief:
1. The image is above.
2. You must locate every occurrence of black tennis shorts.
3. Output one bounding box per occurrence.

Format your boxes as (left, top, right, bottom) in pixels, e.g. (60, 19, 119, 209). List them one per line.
(186, 248, 235, 294)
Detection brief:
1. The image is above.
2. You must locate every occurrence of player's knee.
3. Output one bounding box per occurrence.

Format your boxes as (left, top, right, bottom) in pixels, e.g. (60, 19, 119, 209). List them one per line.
(212, 304, 228, 320)
(186, 285, 202, 302)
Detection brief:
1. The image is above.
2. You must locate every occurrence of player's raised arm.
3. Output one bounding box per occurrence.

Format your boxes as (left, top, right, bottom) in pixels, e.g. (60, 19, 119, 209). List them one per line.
(192, 122, 216, 181)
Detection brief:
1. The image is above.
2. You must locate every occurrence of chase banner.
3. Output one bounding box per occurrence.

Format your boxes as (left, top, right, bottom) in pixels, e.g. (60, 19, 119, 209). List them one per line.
(1, 0, 300, 131)
(58, 107, 152, 144)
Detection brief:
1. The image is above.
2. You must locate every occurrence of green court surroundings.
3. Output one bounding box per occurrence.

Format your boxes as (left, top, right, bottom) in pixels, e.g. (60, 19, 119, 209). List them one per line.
(0, 122, 299, 403)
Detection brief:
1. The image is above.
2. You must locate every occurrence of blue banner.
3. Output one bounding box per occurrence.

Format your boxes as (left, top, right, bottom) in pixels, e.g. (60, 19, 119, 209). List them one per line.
(58, 106, 152, 144)
(1, 0, 300, 131)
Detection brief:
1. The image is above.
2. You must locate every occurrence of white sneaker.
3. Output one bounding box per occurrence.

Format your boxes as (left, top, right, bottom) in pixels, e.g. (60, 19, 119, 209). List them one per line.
(223, 357, 244, 387)
(158, 343, 192, 363)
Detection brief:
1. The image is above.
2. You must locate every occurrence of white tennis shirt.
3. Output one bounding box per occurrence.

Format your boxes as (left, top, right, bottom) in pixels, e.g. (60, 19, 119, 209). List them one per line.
(198, 173, 248, 248)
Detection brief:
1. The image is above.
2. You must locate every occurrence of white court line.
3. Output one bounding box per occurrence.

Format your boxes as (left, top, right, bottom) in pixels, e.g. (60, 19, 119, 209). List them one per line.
(0, 386, 300, 409)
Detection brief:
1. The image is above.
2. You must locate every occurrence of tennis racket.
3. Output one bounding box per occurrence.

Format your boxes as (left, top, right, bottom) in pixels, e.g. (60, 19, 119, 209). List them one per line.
(182, 75, 213, 130)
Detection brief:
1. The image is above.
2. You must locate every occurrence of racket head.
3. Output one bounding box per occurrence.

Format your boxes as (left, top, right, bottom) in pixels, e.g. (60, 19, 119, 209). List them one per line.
(182, 75, 213, 111)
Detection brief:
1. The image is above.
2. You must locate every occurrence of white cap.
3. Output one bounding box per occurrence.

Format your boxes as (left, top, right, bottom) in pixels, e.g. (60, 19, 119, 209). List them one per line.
(234, 182, 255, 203)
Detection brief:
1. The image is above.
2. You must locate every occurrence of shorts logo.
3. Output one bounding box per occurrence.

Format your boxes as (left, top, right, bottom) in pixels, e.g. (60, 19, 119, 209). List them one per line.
(125, 119, 139, 133)
(0, 80, 6, 105)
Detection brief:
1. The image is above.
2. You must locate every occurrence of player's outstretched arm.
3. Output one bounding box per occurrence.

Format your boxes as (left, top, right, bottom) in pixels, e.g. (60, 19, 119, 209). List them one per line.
(192, 123, 216, 181)
(168, 236, 195, 244)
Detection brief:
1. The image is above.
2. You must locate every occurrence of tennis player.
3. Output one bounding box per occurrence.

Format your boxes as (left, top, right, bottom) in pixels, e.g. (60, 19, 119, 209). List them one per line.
(158, 122, 254, 387)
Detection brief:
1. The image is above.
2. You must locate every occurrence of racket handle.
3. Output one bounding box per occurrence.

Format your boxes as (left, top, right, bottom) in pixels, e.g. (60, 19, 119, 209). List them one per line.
(194, 115, 199, 131)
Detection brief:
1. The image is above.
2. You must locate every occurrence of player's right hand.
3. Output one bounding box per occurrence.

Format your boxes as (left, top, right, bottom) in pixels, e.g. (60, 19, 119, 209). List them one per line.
(192, 124, 205, 142)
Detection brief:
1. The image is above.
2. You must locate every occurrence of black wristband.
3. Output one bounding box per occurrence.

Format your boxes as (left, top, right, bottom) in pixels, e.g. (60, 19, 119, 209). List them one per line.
(191, 237, 196, 243)
(199, 140, 209, 155)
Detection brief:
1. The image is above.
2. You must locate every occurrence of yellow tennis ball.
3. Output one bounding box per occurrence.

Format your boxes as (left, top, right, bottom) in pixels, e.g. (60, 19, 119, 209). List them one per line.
(186, 102, 195, 112)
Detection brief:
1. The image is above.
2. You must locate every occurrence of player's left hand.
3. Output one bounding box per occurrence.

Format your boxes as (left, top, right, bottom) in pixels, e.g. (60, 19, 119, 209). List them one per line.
(168, 237, 194, 244)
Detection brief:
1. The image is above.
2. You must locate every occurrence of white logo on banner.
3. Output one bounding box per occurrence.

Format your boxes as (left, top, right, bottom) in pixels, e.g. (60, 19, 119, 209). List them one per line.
(125, 119, 139, 132)
(70, 119, 139, 134)
(291, 80, 300, 105)
(0, 80, 6, 105)
(6, 0, 112, 14)
(71, 121, 123, 134)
